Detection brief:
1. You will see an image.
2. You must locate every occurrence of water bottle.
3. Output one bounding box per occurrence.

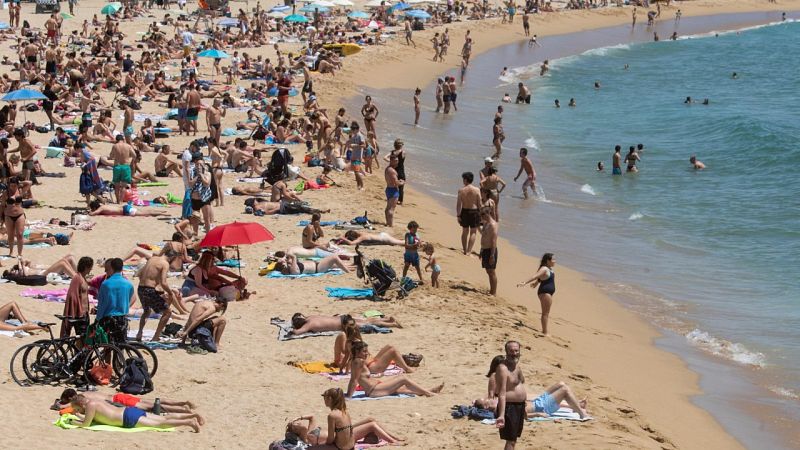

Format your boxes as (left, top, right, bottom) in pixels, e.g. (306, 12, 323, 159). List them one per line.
(153, 398, 162, 415)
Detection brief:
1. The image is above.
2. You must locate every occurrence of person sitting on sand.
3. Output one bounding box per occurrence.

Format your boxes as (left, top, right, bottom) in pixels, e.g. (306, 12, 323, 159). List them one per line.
(339, 230, 404, 246)
(286, 388, 406, 447)
(289, 313, 401, 335)
(68, 394, 202, 432)
(88, 200, 171, 217)
(182, 251, 249, 299)
(333, 318, 415, 374)
(57, 389, 197, 414)
(273, 253, 351, 275)
(176, 296, 228, 348)
(347, 341, 443, 398)
(122, 233, 191, 273)
(343, 339, 418, 375)
(0, 301, 45, 332)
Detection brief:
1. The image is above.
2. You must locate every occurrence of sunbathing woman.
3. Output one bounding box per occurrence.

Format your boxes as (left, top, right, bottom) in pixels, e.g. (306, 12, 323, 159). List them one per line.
(4, 254, 79, 279)
(88, 200, 171, 217)
(287, 388, 405, 447)
(340, 230, 404, 246)
(333, 320, 415, 374)
(273, 253, 351, 275)
(0, 301, 45, 332)
(289, 313, 401, 335)
(347, 341, 443, 399)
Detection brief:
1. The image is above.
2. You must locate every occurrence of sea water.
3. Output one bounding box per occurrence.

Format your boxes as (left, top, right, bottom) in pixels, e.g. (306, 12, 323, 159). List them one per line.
(364, 12, 798, 449)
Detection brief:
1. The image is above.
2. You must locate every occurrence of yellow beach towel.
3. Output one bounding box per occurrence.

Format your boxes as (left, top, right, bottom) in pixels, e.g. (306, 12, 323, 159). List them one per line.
(289, 361, 339, 374)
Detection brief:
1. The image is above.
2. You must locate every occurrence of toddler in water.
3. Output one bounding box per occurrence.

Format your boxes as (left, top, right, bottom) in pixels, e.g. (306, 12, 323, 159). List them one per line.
(403, 221, 424, 282)
(423, 242, 440, 288)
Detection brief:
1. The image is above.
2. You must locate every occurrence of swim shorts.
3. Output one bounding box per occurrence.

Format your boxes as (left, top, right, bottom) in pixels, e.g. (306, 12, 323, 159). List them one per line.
(459, 208, 480, 228)
(112, 164, 132, 184)
(517, 95, 531, 104)
(45, 61, 57, 74)
(124, 125, 135, 137)
(122, 406, 147, 429)
(532, 392, 560, 416)
(98, 315, 128, 344)
(112, 393, 141, 408)
(404, 251, 420, 267)
(177, 108, 188, 120)
(186, 108, 199, 121)
(612, 167, 622, 175)
(137, 286, 169, 313)
(499, 401, 525, 441)
(81, 112, 93, 127)
(123, 203, 137, 216)
(385, 187, 400, 200)
(156, 169, 169, 177)
(22, 160, 35, 170)
(47, 29, 56, 38)
(480, 248, 498, 270)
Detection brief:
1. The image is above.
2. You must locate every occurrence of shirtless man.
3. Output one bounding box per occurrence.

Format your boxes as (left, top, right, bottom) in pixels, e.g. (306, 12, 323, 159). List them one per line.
(289, 313, 401, 335)
(689, 155, 706, 169)
(205, 99, 225, 144)
(612, 145, 622, 175)
(45, 14, 60, 45)
(154, 146, 183, 177)
(110, 135, 136, 203)
(384, 155, 403, 227)
(8, 129, 37, 182)
(480, 206, 499, 296)
(185, 84, 202, 136)
(495, 341, 527, 449)
(24, 40, 39, 71)
(135, 256, 176, 342)
(513, 147, 536, 199)
(456, 172, 482, 255)
(176, 297, 228, 347)
(515, 82, 531, 104)
(69, 395, 201, 432)
(492, 117, 505, 159)
(58, 388, 197, 415)
(120, 99, 135, 145)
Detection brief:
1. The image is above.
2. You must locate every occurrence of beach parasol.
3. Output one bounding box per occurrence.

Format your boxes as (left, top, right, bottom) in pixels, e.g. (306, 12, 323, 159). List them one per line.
(60, 12, 74, 19)
(199, 222, 274, 276)
(268, 11, 287, 18)
(405, 9, 431, 19)
(389, 2, 411, 12)
(269, 5, 291, 12)
(197, 48, 230, 59)
(2, 89, 48, 122)
(299, 4, 329, 13)
(101, 2, 123, 15)
(331, 0, 354, 5)
(0, 22, 9, 30)
(365, 0, 391, 7)
(309, 0, 335, 6)
(284, 14, 310, 23)
(348, 10, 370, 18)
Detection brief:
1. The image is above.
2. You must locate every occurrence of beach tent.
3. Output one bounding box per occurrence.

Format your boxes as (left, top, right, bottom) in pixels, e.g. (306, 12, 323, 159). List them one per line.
(284, 14, 310, 23)
(405, 9, 431, 19)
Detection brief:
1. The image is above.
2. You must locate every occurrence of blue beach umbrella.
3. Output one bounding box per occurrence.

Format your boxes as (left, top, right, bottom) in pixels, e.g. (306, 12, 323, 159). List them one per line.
(405, 9, 431, 19)
(0, 22, 10, 30)
(300, 4, 329, 13)
(390, 2, 411, 12)
(348, 11, 370, 18)
(197, 49, 230, 59)
(2, 89, 48, 102)
(284, 14, 310, 23)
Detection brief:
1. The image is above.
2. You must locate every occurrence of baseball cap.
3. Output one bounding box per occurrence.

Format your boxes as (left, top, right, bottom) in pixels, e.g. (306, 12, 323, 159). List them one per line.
(484, 157, 494, 163)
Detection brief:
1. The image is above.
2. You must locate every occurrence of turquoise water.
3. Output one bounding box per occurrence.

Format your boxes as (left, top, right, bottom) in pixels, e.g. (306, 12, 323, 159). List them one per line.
(367, 13, 798, 448)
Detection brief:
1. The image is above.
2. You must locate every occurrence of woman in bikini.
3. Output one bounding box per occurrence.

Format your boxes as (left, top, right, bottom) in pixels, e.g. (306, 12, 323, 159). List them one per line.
(287, 388, 405, 448)
(3, 177, 27, 257)
(347, 341, 442, 399)
(336, 335, 417, 375)
(274, 253, 351, 275)
(121, 233, 190, 272)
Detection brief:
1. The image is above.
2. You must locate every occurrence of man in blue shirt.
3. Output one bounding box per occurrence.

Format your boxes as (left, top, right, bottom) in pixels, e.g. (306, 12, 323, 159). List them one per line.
(96, 258, 134, 343)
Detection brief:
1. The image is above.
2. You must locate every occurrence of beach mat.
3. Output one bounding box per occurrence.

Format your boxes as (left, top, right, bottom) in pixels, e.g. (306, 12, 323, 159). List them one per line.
(349, 391, 415, 401)
(54, 414, 175, 432)
(265, 270, 342, 279)
(271, 318, 337, 341)
(136, 182, 169, 187)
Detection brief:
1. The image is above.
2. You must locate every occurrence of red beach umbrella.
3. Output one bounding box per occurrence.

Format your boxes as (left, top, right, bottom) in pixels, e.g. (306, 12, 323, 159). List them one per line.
(199, 222, 274, 275)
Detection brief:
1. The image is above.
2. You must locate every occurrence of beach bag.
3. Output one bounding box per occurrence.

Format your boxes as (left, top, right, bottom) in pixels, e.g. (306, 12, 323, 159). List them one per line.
(79, 166, 94, 195)
(119, 357, 154, 395)
(190, 319, 217, 353)
(83, 323, 109, 346)
(127, 97, 142, 110)
(366, 259, 396, 296)
(163, 323, 183, 337)
(350, 211, 369, 226)
(88, 363, 112, 385)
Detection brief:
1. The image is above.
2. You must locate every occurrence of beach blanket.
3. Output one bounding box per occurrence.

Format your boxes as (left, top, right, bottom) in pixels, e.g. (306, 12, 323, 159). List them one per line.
(265, 270, 343, 279)
(221, 128, 252, 136)
(359, 324, 392, 334)
(326, 287, 375, 299)
(54, 414, 174, 432)
(297, 220, 344, 227)
(321, 364, 403, 381)
(0, 242, 52, 249)
(0, 330, 28, 338)
(349, 391, 415, 401)
(237, 177, 264, 183)
(271, 318, 337, 341)
(289, 360, 339, 374)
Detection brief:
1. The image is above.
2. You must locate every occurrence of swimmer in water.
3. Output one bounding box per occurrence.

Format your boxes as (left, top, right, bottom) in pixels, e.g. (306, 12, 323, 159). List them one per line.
(568, 98, 576, 107)
(554, 99, 560, 108)
(732, 72, 738, 79)
(684, 96, 693, 104)
(594, 81, 601, 89)
(623, 64, 629, 70)
(689, 155, 706, 169)
(597, 161, 604, 171)
(702, 98, 710, 105)
(502, 93, 512, 103)
(501, 66, 508, 76)
(540, 60, 549, 76)
(671, 32, 678, 40)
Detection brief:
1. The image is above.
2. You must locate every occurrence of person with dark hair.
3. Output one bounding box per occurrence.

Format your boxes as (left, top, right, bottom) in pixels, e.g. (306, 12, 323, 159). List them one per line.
(68, 394, 201, 432)
(176, 297, 228, 348)
(495, 341, 526, 449)
(57, 388, 198, 415)
(517, 253, 556, 336)
(485, 355, 505, 398)
(96, 257, 134, 344)
(513, 147, 536, 200)
(135, 255, 176, 342)
(479, 206, 499, 296)
(347, 341, 443, 399)
(88, 200, 170, 217)
(61, 256, 94, 338)
(288, 313, 400, 335)
(457, 171, 482, 255)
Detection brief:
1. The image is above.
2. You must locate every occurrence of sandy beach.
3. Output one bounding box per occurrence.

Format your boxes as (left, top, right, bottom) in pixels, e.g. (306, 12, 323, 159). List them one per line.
(0, 0, 797, 448)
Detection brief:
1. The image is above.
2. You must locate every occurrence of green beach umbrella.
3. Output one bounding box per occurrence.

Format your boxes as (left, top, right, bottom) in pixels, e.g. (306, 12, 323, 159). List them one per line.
(101, 2, 123, 15)
(284, 14, 310, 23)
(60, 12, 74, 19)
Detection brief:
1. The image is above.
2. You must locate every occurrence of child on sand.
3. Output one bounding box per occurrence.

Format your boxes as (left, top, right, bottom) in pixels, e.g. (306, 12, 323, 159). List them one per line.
(423, 242, 440, 288)
(402, 221, 423, 282)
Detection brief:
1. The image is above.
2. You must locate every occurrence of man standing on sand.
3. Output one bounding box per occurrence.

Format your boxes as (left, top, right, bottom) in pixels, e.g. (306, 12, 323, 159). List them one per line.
(457, 172, 482, 255)
(120, 99, 135, 145)
(185, 84, 202, 136)
(480, 206, 499, 296)
(495, 341, 527, 449)
(404, 18, 416, 48)
(385, 155, 403, 227)
(135, 256, 175, 342)
(8, 128, 37, 182)
(612, 145, 622, 175)
(206, 98, 226, 144)
(110, 135, 136, 203)
(513, 147, 536, 199)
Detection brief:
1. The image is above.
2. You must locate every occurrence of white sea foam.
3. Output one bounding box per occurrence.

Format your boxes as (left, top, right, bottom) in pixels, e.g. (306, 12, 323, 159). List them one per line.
(580, 43, 630, 57)
(685, 329, 766, 367)
(679, 19, 797, 40)
(523, 136, 540, 151)
(768, 386, 799, 400)
(580, 184, 596, 196)
(628, 212, 644, 221)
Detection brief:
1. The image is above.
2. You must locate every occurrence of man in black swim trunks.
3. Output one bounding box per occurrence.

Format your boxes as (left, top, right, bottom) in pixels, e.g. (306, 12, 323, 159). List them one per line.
(479, 206, 499, 296)
(135, 256, 175, 342)
(456, 172, 482, 255)
(495, 341, 527, 449)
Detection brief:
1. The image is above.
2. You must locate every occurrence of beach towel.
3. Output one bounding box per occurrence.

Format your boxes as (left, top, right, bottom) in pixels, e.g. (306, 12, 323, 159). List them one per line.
(271, 318, 337, 341)
(289, 360, 339, 374)
(216, 259, 245, 268)
(359, 324, 392, 334)
(528, 407, 593, 422)
(136, 182, 169, 187)
(266, 270, 343, 279)
(297, 220, 344, 227)
(362, 310, 384, 318)
(54, 414, 174, 432)
(237, 177, 264, 183)
(326, 287, 374, 299)
(0, 330, 28, 338)
(349, 391, 415, 401)
(321, 364, 403, 381)
(1, 242, 52, 249)
(356, 440, 389, 449)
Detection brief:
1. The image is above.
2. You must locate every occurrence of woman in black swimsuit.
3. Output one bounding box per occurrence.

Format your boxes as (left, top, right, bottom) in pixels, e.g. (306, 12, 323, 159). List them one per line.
(517, 253, 556, 336)
(360, 95, 379, 136)
(3, 177, 26, 257)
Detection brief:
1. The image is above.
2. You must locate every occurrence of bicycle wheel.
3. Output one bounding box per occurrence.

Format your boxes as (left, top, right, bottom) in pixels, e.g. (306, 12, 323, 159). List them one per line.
(122, 342, 158, 378)
(30, 342, 69, 384)
(10, 343, 39, 386)
(82, 344, 127, 388)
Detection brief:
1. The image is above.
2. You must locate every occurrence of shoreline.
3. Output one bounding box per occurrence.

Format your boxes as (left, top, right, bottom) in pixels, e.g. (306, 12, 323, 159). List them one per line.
(322, 3, 800, 449)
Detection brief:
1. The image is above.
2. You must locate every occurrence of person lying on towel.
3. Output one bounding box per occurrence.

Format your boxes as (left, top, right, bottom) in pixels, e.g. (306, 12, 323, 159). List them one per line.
(67, 394, 203, 432)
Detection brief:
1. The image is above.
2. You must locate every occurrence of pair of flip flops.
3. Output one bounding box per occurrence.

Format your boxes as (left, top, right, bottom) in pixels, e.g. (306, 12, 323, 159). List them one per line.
(402, 353, 423, 367)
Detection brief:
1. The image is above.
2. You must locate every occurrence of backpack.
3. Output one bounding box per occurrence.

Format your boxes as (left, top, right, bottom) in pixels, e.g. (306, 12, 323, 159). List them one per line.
(262, 148, 293, 185)
(365, 259, 396, 296)
(127, 97, 142, 110)
(79, 166, 94, 195)
(4, 273, 48, 286)
(190, 319, 218, 353)
(118, 357, 154, 395)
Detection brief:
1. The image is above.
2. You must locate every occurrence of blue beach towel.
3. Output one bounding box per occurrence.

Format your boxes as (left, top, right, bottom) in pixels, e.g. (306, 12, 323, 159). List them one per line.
(326, 287, 374, 299)
(266, 270, 343, 279)
(297, 220, 345, 227)
(216, 259, 245, 268)
(349, 391, 415, 401)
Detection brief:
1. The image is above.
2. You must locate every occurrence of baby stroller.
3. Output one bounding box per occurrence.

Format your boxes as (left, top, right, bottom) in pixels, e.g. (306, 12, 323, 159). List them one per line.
(354, 246, 416, 300)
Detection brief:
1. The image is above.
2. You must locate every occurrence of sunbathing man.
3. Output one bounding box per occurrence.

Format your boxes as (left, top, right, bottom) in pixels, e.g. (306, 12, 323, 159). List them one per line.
(346, 341, 443, 398)
(69, 394, 201, 432)
(88, 200, 171, 217)
(135, 255, 176, 342)
(0, 301, 45, 332)
(57, 388, 197, 414)
(273, 253, 351, 275)
(339, 230, 404, 246)
(289, 312, 401, 335)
